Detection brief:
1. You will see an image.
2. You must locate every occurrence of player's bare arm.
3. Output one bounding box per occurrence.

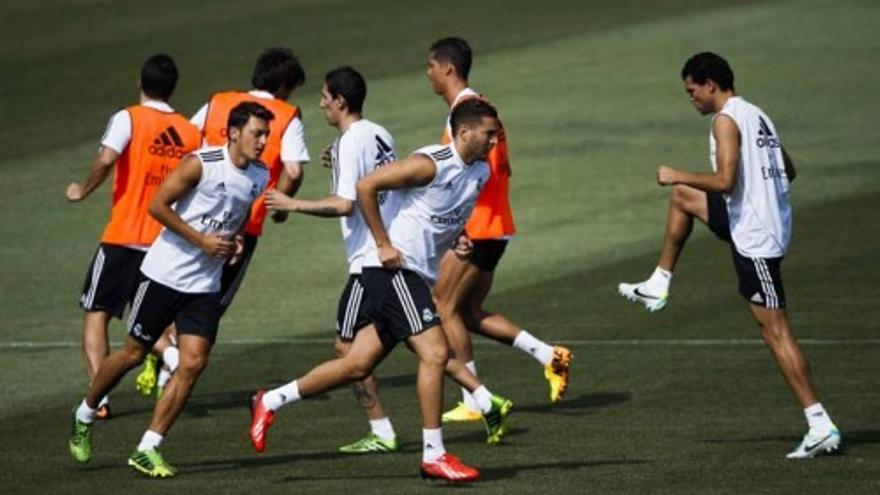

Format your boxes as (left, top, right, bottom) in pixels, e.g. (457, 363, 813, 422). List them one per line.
(66, 146, 120, 202)
(781, 146, 797, 182)
(149, 155, 233, 259)
(657, 114, 740, 193)
(266, 189, 354, 218)
(356, 154, 436, 268)
(271, 161, 305, 223)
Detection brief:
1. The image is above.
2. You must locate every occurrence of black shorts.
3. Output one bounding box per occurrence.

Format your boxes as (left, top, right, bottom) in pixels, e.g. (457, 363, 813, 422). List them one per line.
(127, 275, 222, 347)
(79, 243, 147, 319)
(360, 268, 441, 350)
(706, 192, 786, 308)
(336, 274, 371, 341)
(218, 234, 259, 314)
(469, 239, 508, 272)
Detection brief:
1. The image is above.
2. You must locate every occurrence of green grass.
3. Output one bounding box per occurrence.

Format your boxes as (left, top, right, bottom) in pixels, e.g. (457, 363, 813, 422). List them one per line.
(2, 0, 879, 492)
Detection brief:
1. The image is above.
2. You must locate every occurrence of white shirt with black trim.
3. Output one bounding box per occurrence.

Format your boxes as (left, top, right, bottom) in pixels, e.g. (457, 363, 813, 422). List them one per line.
(190, 90, 310, 163)
(362, 143, 489, 285)
(331, 119, 397, 274)
(710, 96, 792, 258)
(140, 145, 269, 293)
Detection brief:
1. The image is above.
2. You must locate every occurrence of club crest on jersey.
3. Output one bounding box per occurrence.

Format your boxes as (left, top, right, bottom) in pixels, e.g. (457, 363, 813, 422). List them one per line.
(422, 308, 434, 322)
(250, 183, 261, 199)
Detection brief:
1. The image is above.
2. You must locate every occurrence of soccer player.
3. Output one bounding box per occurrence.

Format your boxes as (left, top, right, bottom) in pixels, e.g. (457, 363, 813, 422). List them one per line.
(426, 37, 573, 422)
(618, 52, 841, 459)
(67, 54, 200, 418)
(135, 47, 310, 396)
(264, 66, 401, 454)
(68, 102, 272, 477)
(250, 99, 509, 482)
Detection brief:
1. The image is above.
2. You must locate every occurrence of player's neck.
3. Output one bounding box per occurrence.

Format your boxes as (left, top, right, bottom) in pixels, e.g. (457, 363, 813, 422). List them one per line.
(138, 92, 167, 106)
(227, 144, 250, 169)
(338, 113, 362, 133)
(442, 80, 469, 107)
(713, 91, 737, 112)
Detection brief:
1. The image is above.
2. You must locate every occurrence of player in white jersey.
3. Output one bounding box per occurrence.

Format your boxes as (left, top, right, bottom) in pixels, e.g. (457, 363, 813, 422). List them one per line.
(250, 99, 509, 483)
(263, 67, 401, 454)
(69, 102, 272, 477)
(618, 52, 840, 459)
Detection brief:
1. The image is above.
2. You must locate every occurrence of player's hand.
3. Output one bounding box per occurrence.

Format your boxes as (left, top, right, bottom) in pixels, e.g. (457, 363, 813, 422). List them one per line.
(378, 244, 404, 270)
(265, 189, 296, 212)
(657, 165, 678, 186)
(66, 182, 85, 202)
(228, 234, 246, 266)
(453, 234, 473, 259)
(201, 234, 234, 259)
(321, 143, 333, 168)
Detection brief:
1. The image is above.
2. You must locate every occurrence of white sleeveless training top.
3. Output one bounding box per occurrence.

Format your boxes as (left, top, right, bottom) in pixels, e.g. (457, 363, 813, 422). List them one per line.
(141, 145, 269, 293)
(710, 96, 792, 258)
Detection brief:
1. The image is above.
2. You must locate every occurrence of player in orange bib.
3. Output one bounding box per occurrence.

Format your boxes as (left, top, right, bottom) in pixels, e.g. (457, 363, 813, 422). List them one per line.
(426, 38, 574, 422)
(67, 54, 200, 419)
(190, 47, 310, 312)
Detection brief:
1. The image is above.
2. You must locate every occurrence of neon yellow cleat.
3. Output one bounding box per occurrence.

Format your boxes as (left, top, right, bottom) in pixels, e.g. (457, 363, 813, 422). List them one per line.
(135, 354, 158, 397)
(483, 394, 514, 444)
(544, 346, 573, 403)
(339, 432, 399, 454)
(128, 448, 176, 478)
(442, 402, 482, 423)
(69, 409, 92, 463)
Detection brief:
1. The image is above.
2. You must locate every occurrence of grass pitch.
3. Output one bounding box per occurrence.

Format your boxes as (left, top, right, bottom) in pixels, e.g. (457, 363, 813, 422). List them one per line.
(1, 0, 879, 493)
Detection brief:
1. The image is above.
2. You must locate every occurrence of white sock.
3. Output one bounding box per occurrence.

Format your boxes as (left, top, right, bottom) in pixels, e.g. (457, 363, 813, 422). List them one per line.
(157, 369, 172, 388)
(805, 403, 835, 433)
(369, 417, 396, 441)
(162, 347, 179, 372)
(422, 427, 446, 463)
(136, 430, 163, 452)
(646, 266, 672, 294)
(513, 330, 555, 366)
(471, 385, 493, 414)
(461, 361, 481, 411)
(263, 380, 301, 411)
(76, 399, 97, 424)
(97, 395, 109, 409)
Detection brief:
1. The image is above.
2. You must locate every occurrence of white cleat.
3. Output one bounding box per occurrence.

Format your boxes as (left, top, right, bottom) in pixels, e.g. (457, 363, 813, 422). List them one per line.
(618, 281, 668, 312)
(786, 429, 842, 459)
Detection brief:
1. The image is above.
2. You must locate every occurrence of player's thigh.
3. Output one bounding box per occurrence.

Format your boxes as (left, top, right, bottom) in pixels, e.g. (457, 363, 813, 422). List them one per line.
(405, 325, 449, 365)
(433, 250, 481, 308)
(671, 184, 709, 223)
(344, 325, 386, 373)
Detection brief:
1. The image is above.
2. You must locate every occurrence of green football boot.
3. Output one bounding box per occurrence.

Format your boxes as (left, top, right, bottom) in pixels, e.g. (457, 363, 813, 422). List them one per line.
(128, 448, 176, 478)
(69, 409, 93, 463)
(339, 432, 399, 454)
(135, 354, 158, 397)
(482, 394, 514, 444)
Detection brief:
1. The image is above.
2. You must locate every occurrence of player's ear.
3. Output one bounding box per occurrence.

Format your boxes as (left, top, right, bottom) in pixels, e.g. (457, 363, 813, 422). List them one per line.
(227, 125, 241, 142)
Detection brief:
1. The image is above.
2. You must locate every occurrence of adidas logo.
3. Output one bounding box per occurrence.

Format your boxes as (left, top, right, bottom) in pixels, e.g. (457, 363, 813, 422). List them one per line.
(750, 292, 764, 304)
(374, 135, 395, 165)
(149, 126, 188, 158)
(215, 182, 227, 192)
(756, 116, 780, 148)
(444, 181, 454, 190)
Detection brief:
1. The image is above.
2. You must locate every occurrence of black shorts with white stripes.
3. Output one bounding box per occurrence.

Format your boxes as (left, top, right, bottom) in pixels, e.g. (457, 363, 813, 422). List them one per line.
(218, 234, 258, 315)
(336, 274, 371, 341)
(731, 247, 786, 309)
(127, 274, 222, 347)
(359, 268, 441, 350)
(79, 243, 146, 319)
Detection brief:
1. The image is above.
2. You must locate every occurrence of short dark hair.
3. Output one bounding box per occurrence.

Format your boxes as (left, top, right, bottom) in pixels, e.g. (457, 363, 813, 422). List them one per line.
(325, 66, 367, 113)
(251, 47, 306, 94)
(681, 52, 735, 91)
(450, 98, 497, 135)
(227, 101, 275, 131)
(429, 37, 472, 80)
(140, 54, 178, 101)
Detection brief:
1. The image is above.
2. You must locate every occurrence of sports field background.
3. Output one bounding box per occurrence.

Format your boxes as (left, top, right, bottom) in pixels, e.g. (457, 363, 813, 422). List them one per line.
(1, 0, 878, 493)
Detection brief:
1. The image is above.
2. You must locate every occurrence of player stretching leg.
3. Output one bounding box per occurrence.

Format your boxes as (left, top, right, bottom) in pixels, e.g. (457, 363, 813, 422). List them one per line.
(618, 52, 840, 458)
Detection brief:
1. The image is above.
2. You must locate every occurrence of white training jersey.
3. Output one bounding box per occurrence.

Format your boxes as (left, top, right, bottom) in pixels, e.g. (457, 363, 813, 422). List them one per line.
(362, 143, 489, 285)
(141, 145, 269, 293)
(100, 100, 175, 154)
(710, 96, 792, 258)
(331, 119, 398, 274)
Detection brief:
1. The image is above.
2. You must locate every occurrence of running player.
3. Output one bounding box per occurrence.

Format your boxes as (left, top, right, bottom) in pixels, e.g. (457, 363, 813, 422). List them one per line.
(135, 47, 310, 396)
(265, 66, 401, 454)
(618, 52, 841, 459)
(67, 54, 200, 418)
(426, 37, 573, 422)
(68, 102, 272, 477)
(250, 99, 509, 483)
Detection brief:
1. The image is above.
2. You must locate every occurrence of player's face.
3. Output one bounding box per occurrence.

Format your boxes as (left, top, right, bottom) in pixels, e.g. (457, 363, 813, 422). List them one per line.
(683, 75, 714, 115)
(319, 84, 341, 126)
(462, 116, 500, 161)
(232, 117, 270, 161)
(426, 56, 447, 95)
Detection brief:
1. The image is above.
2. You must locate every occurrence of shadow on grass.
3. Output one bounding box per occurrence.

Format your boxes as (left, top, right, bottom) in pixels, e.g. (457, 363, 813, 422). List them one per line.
(516, 391, 631, 415)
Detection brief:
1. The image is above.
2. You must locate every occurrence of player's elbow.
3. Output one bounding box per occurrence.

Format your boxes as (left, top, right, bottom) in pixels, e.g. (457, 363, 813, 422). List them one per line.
(718, 176, 736, 194)
(339, 200, 355, 217)
(148, 197, 166, 222)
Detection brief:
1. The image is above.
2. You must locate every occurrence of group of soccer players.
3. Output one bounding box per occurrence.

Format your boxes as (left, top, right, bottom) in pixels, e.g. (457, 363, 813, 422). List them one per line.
(65, 37, 840, 483)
